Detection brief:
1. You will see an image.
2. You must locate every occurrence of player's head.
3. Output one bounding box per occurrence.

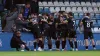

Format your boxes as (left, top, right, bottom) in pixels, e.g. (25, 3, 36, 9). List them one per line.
(15, 31, 21, 37)
(31, 13, 37, 18)
(25, 2, 30, 8)
(84, 13, 90, 19)
(49, 14, 54, 19)
(18, 13, 23, 18)
(85, 13, 90, 17)
(42, 13, 48, 18)
(68, 12, 73, 19)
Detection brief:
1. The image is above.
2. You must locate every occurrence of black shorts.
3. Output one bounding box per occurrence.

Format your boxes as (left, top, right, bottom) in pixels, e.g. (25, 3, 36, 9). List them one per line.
(61, 29, 69, 38)
(31, 24, 41, 39)
(44, 27, 56, 40)
(68, 30, 77, 38)
(84, 30, 94, 39)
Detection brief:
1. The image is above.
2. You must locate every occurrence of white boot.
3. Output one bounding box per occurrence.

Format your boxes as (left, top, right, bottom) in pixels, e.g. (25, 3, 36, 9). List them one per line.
(34, 49, 36, 51)
(38, 47, 43, 51)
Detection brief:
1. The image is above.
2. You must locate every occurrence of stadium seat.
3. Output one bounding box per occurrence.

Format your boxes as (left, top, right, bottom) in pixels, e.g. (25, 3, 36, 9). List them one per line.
(79, 13, 84, 19)
(70, 2, 76, 6)
(92, 20, 97, 25)
(92, 2, 97, 6)
(77, 7, 83, 13)
(90, 13, 95, 19)
(74, 13, 79, 19)
(81, 2, 86, 6)
(42, 2, 48, 6)
(75, 2, 81, 6)
(66, 7, 71, 12)
(39, 2, 43, 6)
(83, 7, 88, 13)
(54, 1, 59, 6)
(44, 7, 50, 13)
(88, 7, 93, 13)
(98, 20, 100, 27)
(39, 7, 43, 13)
(59, 2, 64, 6)
(50, 7, 55, 13)
(61, 7, 66, 11)
(93, 7, 99, 13)
(95, 13, 100, 19)
(93, 27, 99, 33)
(72, 7, 77, 13)
(76, 20, 79, 26)
(97, 2, 100, 7)
(97, 20, 100, 25)
(48, 2, 54, 6)
(64, 2, 70, 6)
(55, 7, 60, 12)
(86, 2, 91, 6)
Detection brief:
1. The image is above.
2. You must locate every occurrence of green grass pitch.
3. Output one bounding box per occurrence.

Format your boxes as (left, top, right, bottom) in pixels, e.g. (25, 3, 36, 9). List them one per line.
(0, 51, 100, 56)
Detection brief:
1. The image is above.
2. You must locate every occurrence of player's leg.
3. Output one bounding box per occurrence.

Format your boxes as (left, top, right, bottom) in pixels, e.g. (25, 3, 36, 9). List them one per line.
(62, 38, 66, 51)
(56, 31, 60, 50)
(69, 38, 74, 51)
(84, 31, 89, 50)
(89, 31, 96, 50)
(56, 39, 60, 50)
(68, 30, 74, 51)
(61, 31, 66, 51)
(38, 36, 44, 51)
(73, 38, 78, 51)
(73, 31, 78, 51)
(35, 25, 44, 51)
(31, 29, 38, 51)
(48, 37, 52, 51)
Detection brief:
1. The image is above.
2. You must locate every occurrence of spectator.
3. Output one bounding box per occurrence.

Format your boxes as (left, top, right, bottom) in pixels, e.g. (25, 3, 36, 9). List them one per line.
(10, 31, 30, 51)
(21, 2, 31, 20)
(3, 6, 18, 32)
(15, 13, 29, 31)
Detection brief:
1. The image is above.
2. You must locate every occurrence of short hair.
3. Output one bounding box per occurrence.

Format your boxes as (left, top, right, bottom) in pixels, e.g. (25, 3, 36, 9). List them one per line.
(68, 12, 73, 16)
(85, 13, 90, 16)
(25, 2, 30, 5)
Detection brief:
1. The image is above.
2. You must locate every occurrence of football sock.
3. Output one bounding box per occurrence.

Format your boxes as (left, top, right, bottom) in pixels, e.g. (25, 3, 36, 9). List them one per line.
(69, 40, 74, 48)
(74, 41, 78, 49)
(62, 41, 66, 49)
(85, 46, 88, 49)
(93, 45, 96, 48)
(38, 40, 43, 48)
(56, 40, 60, 49)
(34, 42, 37, 49)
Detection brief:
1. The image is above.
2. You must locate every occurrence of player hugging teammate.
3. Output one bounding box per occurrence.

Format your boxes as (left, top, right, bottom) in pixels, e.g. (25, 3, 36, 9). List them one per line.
(31, 12, 96, 51)
(40, 12, 78, 51)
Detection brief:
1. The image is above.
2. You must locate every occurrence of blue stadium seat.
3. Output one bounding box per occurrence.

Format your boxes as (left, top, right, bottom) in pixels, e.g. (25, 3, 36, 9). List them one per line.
(75, 20, 79, 26)
(95, 13, 100, 19)
(92, 20, 97, 25)
(39, 7, 43, 14)
(79, 13, 84, 19)
(98, 20, 100, 25)
(74, 13, 79, 19)
(90, 13, 95, 19)
(44, 7, 50, 13)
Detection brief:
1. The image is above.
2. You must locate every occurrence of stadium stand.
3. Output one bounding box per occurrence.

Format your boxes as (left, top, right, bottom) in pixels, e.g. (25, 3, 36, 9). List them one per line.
(37, 0, 100, 33)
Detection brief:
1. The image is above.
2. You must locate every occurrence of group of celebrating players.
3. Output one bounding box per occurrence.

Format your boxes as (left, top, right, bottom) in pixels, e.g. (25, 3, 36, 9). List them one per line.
(28, 11, 96, 51)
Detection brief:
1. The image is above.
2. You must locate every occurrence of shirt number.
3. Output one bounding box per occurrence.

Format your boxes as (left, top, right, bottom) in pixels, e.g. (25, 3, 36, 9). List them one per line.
(87, 22, 90, 27)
